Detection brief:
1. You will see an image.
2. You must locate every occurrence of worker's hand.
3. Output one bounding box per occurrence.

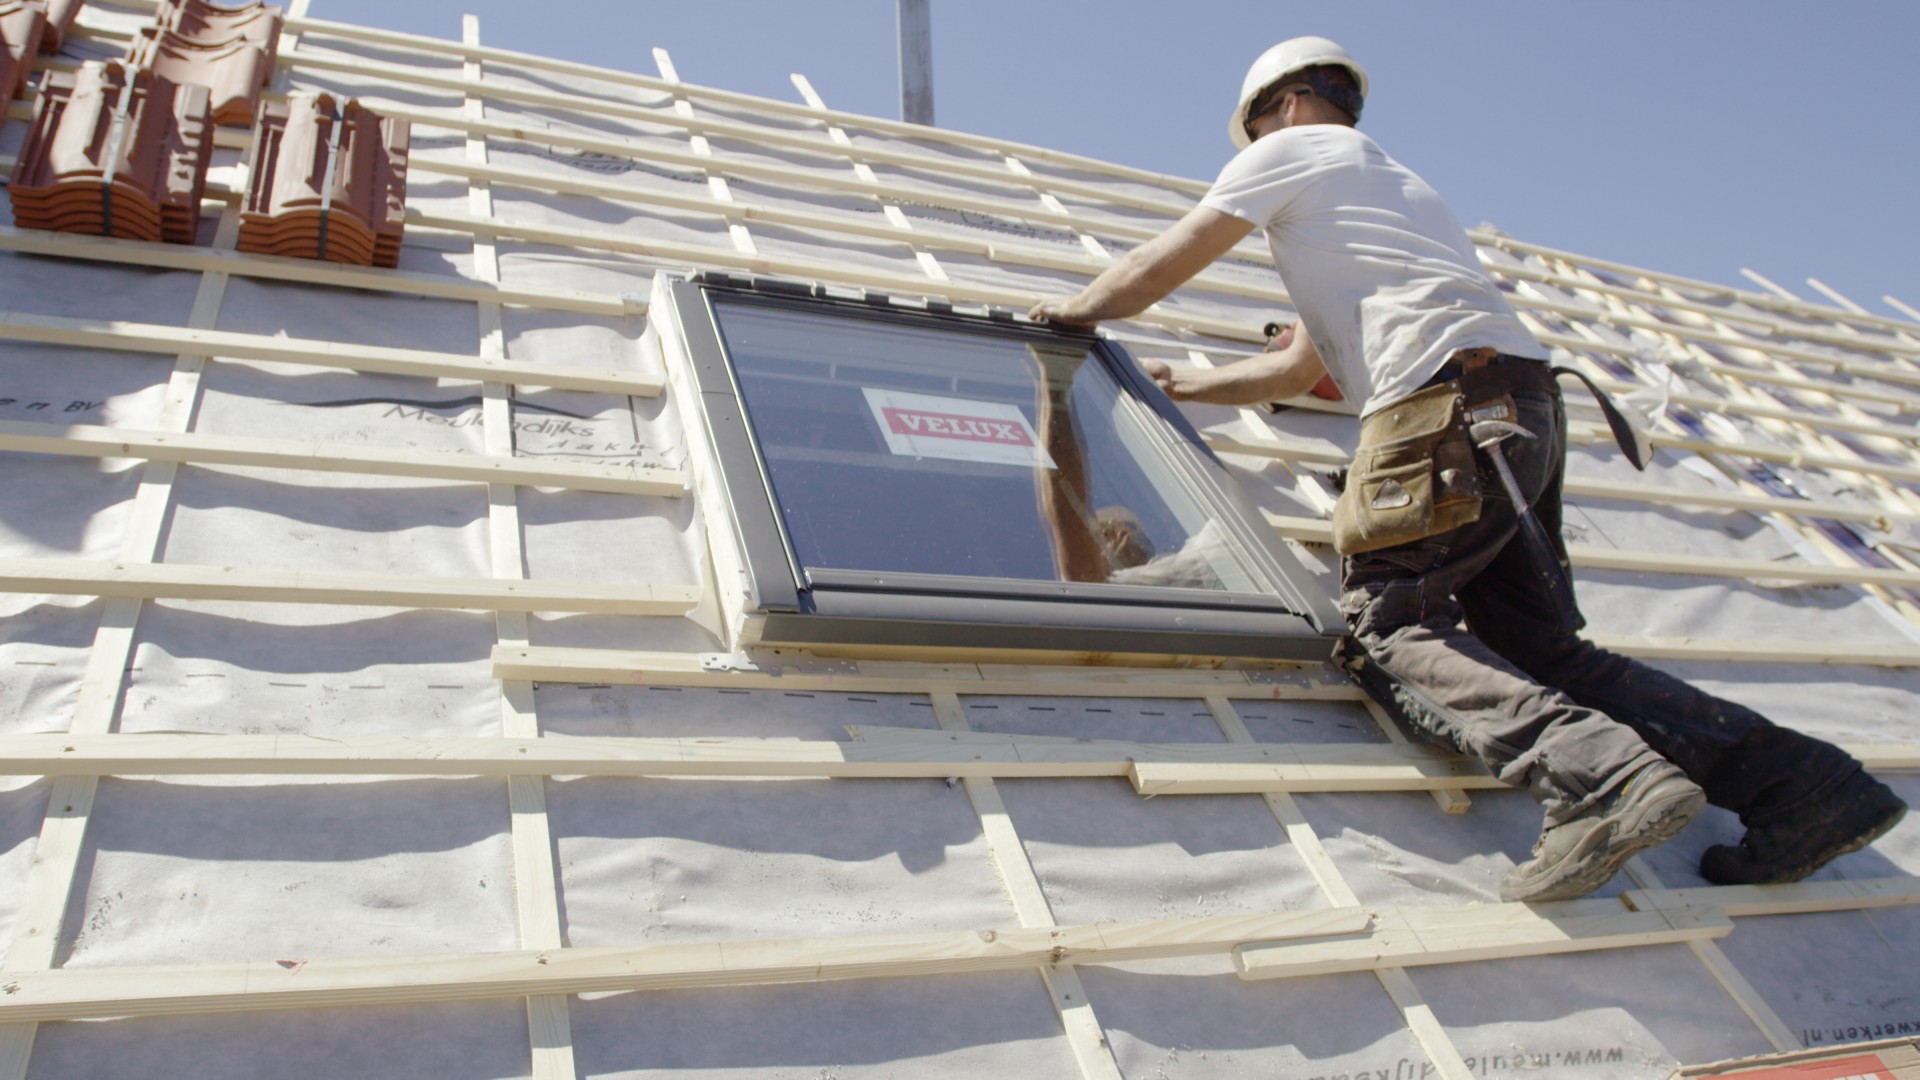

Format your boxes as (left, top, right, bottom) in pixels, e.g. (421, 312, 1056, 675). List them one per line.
(1138, 357, 1213, 401)
(1265, 321, 1296, 352)
(1029, 296, 1096, 327)
(1138, 357, 1181, 397)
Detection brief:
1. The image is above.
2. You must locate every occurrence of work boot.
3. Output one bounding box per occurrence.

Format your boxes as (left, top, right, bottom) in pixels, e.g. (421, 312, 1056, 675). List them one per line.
(1700, 771, 1906, 885)
(1500, 761, 1706, 903)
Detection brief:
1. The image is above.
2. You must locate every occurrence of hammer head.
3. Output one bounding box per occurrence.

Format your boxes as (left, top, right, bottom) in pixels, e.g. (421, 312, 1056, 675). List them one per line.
(1470, 419, 1533, 449)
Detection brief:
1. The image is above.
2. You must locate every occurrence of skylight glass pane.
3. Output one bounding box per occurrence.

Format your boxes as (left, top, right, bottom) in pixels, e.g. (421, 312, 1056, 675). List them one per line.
(712, 299, 1262, 592)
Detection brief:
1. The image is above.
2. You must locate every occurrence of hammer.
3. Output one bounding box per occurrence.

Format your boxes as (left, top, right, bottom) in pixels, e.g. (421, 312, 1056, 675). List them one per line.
(1472, 420, 1582, 626)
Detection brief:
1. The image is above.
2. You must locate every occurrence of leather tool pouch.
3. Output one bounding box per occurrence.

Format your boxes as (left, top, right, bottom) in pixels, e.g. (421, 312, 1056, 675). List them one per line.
(1331, 382, 1483, 556)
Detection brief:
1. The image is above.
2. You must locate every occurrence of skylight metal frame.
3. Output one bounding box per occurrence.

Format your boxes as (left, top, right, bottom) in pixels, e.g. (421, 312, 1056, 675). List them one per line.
(658, 270, 1342, 661)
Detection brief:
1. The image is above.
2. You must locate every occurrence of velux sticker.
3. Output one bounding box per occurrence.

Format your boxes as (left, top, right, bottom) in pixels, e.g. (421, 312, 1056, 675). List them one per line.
(862, 387, 1055, 469)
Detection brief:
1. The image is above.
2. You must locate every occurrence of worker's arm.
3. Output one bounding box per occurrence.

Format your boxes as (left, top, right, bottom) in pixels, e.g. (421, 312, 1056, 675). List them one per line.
(1029, 206, 1255, 326)
(1033, 364, 1109, 583)
(1139, 321, 1331, 405)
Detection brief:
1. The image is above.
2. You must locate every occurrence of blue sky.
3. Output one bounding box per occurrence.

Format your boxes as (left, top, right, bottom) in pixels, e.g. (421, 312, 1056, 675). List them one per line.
(315, 1, 1919, 318)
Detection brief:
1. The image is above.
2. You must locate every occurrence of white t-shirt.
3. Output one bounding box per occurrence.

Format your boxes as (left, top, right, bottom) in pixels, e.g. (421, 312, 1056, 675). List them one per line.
(1108, 518, 1231, 590)
(1199, 124, 1543, 416)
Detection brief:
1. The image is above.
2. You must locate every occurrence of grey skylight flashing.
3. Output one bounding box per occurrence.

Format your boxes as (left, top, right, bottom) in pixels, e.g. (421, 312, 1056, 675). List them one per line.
(653, 269, 1340, 661)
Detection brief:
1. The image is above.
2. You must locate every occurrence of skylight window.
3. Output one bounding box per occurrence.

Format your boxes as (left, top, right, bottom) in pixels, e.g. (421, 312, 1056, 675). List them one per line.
(653, 272, 1338, 661)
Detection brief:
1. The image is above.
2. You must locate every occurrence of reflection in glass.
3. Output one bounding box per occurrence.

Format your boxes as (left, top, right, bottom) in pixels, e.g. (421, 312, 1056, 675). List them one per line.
(712, 299, 1261, 593)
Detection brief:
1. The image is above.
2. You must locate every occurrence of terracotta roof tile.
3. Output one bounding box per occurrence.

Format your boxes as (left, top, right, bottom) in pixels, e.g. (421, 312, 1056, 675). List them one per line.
(7, 60, 214, 244)
(238, 91, 408, 267)
(38, 0, 78, 52)
(0, 0, 47, 110)
(128, 0, 281, 126)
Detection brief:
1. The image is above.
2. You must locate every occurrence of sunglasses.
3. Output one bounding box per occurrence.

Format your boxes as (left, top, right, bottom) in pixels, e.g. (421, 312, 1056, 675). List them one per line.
(1243, 83, 1308, 142)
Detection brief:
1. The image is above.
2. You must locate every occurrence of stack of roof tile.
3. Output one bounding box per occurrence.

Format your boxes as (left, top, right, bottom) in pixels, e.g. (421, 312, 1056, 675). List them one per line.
(128, 0, 279, 126)
(39, 0, 78, 52)
(238, 91, 408, 267)
(0, 0, 46, 117)
(7, 60, 213, 243)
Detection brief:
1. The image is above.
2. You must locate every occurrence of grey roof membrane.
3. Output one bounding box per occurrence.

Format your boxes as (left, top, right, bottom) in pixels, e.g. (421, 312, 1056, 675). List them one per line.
(0, 6, 1914, 1079)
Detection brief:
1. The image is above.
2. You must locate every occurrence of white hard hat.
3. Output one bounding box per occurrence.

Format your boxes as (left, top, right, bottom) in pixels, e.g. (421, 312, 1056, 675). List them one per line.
(1228, 36, 1369, 149)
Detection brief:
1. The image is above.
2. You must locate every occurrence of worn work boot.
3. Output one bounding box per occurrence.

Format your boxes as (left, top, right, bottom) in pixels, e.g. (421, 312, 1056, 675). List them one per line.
(1700, 771, 1907, 885)
(1500, 761, 1706, 903)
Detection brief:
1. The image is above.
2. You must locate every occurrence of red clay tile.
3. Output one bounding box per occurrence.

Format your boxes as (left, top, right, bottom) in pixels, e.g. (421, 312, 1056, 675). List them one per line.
(239, 91, 408, 267)
(38, 0, 76, 52)
(1, 0, 47, 103)
(166, 0, 278, 51)
(8, 61, 213, 244)
(130, 0, 280, 126)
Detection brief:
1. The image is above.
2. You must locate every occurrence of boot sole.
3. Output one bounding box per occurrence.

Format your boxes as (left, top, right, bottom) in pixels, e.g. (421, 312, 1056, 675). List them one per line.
(1501, 778, 1707, 903)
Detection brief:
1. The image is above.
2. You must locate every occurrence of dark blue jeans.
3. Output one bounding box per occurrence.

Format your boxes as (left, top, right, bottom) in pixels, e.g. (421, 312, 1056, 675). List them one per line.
(1338, 384, 1860, 825)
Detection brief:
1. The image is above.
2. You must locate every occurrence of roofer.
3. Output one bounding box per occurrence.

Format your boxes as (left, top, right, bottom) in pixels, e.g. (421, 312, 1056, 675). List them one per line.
(1029, 36, 1907, 901)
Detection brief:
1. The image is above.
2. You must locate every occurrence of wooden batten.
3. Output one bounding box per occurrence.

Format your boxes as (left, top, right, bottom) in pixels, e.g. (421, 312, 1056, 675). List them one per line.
(0, 419, 684, 496)
(0, 559, 701, 614)
(1130, 756, 1505, 797)
(1236, 900, 1734, 981)
(490, 644, 1362, 701)
(1624, 877, 1920, 918)
(0, 907, 1370, 1023)
(0, 224, 634, 316)
(0, 310, 663, 396)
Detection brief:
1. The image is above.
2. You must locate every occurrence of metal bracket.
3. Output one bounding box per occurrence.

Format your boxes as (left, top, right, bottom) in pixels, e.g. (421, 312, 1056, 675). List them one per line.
(1244, 666, 1325, 691)
(697, 648, 864, 678)
(698, 650, 766, 675)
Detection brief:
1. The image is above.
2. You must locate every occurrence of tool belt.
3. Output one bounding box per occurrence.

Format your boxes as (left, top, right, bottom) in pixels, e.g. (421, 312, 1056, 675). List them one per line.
(1332, 378, 1481, 556)
(1437, 348, 1559, 401)
(1330, 350, 1644, 558)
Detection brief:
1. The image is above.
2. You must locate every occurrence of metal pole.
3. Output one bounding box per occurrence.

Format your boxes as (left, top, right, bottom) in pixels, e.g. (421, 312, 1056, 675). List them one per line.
(897, 0, 934, 126)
